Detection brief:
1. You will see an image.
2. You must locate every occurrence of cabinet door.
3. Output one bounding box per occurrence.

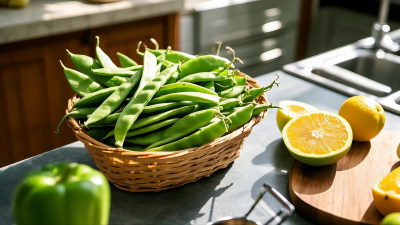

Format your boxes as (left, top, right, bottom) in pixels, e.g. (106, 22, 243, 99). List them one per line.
(0, 32, 89, 166)
(90, 14, 180, 65)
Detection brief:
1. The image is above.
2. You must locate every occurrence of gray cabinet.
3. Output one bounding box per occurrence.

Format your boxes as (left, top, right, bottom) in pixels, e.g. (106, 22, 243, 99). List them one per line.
(182, 0, 301, 76)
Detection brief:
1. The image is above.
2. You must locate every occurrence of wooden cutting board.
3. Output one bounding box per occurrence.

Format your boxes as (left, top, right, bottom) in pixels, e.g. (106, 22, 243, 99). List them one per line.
(289, 130, 400, 225)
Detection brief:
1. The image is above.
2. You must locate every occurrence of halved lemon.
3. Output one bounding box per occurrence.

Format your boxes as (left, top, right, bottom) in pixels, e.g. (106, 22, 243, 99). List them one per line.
(372, 166, 400, 216)
(276, 100, 318, 131)
(282, 111, 353, 166)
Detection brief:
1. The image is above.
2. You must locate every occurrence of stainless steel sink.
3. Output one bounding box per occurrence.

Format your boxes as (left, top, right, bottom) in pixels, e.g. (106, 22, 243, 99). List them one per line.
(283, 29, 400, 114)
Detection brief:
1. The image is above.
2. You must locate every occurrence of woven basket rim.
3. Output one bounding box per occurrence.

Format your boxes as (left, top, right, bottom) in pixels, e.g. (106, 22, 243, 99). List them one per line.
(66, 74, 268, 159)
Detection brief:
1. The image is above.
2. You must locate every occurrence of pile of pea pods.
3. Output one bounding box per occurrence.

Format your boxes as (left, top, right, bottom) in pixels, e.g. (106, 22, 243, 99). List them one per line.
(57, 37, 278, 151)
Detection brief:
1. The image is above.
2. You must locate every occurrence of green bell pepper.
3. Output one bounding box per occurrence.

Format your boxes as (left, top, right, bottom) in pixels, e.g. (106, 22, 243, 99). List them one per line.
(12, 162, 111, 225)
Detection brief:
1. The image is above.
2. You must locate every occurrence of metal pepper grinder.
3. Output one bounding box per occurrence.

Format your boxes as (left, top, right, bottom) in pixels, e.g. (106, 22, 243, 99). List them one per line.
(371, 0, 400, 52)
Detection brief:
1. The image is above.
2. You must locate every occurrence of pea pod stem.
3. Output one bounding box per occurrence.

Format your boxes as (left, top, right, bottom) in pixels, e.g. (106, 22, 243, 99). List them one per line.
(241, 75, 279, 102)
(252, 103, 277, 117)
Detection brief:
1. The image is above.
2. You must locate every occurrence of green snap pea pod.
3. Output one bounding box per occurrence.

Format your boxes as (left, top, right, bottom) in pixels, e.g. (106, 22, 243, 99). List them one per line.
(219, 98, 240, 109)
(235, 75, 247, 85)
(89, 112, 121, 127)
(221, 108, 235, 116)
(78, 37, 127, 87)
(214, 78, 238, 92)
(131, 105, 198, 130)
(146, 117, 228, 152)
(165, 70, 179, 84)
(67, 49, 125, 87)
(67, 49, 128, 86)
(177, 72, 230, 83)
(85, 127, 112, 141)
(149, 92, 220, 105)
(137, 41, 195, 64)
(126, 107, 217, 146)
(117, 52, 138, 67)
(114, 65, 178, 147)
(154, 82, 217, 98)
(55, 107, 97, 134)
(133, 50, 159, 98)
(125, 118, 179, 138)
(200, 81, 215, 91)
(73, 86, 118, 108)
(95, 36, 117, 69)
(241, 87, 267, 102)
(145, 107, 220, 149)
(227, 104, 254, 132)
(252, 103, 275, 117)
(177, 55, 231, 80)
(120, 65, 143, 71)
(218, 85, 246, 98)
(103, 105, 196, 139)
(66, 49, 104, 83)
(84, 69, 142, 128)
(142, 101, 195, 114)
(92, 68, 137, 77)
(60, 61, 103, 97)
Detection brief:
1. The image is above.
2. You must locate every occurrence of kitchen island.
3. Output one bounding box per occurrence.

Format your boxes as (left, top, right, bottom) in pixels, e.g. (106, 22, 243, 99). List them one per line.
(1, 70, 399, 225)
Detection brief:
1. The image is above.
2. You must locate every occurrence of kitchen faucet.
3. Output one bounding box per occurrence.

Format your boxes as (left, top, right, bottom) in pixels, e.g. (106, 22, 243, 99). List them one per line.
(371, 0, 400, 52)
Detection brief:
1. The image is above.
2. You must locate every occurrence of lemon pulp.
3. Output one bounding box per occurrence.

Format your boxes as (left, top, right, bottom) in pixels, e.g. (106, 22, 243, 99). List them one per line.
(282, 111, 353, 166)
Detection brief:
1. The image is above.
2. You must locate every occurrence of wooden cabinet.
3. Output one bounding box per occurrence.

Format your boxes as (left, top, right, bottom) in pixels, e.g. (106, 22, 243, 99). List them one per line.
(0, 14, 179, 167)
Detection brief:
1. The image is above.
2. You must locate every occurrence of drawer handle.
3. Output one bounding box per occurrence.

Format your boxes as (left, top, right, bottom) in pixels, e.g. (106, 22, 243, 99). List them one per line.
(265, 7, 281, 17)
(260, 48, 282, 62)
(262, 21, 282, 33)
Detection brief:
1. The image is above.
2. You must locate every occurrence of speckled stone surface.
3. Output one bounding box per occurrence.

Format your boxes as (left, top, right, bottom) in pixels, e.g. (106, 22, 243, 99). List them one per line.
(1, 71, 399, 225)
(0, 0, 184, 44)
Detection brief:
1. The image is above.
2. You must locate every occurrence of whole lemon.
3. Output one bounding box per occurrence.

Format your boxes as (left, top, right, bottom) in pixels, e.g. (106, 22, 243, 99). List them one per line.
(338, 96, 385, 142)
(381, 212, 400, 225)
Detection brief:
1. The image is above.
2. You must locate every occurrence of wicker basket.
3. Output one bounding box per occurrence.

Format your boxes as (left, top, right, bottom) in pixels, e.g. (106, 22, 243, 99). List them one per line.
(66, 75, 268, 192)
